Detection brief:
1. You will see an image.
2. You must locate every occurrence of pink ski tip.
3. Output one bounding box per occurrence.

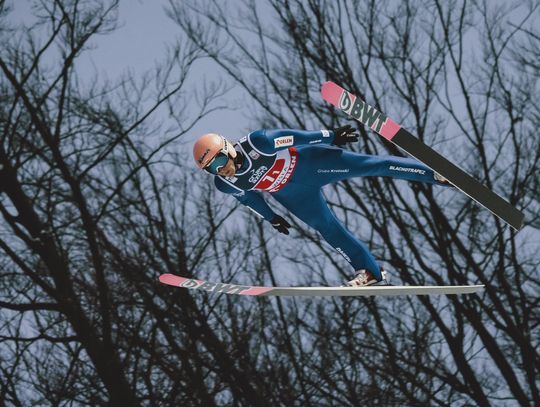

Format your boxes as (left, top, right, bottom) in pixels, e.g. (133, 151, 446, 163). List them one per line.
(159, 273, 185, 286)
(321, 81, 342, 106)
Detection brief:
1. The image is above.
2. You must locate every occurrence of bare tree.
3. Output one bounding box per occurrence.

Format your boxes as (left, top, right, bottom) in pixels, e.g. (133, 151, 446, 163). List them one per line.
(0, 1, 259, 404)
(1, 0, 537, 405)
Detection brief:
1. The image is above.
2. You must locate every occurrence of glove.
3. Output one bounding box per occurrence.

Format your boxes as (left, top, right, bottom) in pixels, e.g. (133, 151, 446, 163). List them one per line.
(331, 125, 359, 147)
(270, 215, 291, 235)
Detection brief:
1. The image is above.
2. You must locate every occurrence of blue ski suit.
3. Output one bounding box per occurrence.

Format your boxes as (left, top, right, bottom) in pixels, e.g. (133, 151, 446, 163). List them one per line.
(214, 129, 447, 279)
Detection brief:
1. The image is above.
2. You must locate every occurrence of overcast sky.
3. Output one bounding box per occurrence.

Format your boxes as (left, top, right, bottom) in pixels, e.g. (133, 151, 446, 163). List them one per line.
(11, 0, 249, 144)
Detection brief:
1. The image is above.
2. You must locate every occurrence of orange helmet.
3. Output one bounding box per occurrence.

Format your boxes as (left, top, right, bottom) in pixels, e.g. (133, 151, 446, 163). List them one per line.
(193, 133, 237, 173)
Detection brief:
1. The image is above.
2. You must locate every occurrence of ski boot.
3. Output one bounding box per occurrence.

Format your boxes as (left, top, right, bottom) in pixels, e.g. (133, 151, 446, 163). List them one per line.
(434, 172, 450, 185)
(345, 268, 390, 287)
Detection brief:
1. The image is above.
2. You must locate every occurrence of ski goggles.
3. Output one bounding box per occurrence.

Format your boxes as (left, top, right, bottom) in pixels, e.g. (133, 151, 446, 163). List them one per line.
(204, 151, 230, 175)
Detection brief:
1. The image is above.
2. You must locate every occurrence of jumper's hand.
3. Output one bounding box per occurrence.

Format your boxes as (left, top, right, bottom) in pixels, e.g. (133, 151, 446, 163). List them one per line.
(331, 125, 359, 147)
(270, 215, 291, 235)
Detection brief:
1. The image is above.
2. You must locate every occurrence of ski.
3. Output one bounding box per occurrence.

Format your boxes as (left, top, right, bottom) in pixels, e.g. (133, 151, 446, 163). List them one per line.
(320, 81, 524, 231)
(159, 274, 484, 297)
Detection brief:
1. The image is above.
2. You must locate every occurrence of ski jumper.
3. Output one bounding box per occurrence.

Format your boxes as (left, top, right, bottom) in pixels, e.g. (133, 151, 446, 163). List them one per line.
(214, 129, 448, 279)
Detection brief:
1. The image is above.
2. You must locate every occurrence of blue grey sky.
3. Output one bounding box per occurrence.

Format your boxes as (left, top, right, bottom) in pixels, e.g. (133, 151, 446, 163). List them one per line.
(11, 0, 249, 143)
